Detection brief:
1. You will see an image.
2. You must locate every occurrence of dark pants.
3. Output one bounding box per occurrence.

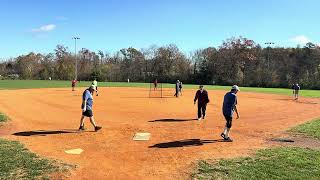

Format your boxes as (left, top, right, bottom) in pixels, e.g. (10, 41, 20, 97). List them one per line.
(175, 89, 179, 97)
(224, 115, 233, 128)
(198, 104, 207, 118)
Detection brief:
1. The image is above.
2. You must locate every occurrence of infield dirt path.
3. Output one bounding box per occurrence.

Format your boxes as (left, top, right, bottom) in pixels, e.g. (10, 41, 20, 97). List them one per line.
(0, 87, 319, 179)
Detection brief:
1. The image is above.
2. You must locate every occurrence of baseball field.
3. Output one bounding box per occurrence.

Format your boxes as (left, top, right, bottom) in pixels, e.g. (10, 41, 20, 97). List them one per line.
(0, 80, 320, 179)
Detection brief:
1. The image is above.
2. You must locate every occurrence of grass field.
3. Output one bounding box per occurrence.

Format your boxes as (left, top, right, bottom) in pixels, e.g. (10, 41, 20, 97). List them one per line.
(0, 138, 73, 179)
(0, 80, 319, 98)
(291, 118, 320, 139)
(0, 112, 9, 123)
(193, 147, 320, 180)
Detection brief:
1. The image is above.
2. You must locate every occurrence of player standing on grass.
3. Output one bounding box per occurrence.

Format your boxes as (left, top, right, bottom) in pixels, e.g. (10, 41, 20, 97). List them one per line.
(174, 80, 180, 97)
(71, 79, 77, 91)
(293, 83, 300, 100)
(220, 85, 240, 142)
(79, 85, 102, 131)
(92, 79, 99, 96)
(194, 85, 210, 121)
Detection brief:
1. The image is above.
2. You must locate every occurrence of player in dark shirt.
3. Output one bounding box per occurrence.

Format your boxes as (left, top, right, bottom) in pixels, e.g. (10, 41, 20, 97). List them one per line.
(221, 85, 240, 142)
(194, 85, 210, 121)
(293, 83, 300, 100)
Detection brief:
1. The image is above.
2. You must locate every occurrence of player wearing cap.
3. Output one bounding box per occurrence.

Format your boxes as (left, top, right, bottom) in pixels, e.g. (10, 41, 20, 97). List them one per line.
(194, 85, 210, 121)
(221, 85, 240, 142)
(79, 85, 102, 132)
(92, 79, 99, 96)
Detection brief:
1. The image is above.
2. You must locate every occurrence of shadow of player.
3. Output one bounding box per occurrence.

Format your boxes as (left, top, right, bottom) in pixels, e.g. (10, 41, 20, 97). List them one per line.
(149, 139, 225, 148)
(149, 118, 198, 122)
(12, 129, 78, 137)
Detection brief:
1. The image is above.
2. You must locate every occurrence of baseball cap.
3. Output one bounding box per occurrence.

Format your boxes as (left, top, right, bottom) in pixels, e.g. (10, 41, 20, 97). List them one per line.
(231, 85, 240, 91)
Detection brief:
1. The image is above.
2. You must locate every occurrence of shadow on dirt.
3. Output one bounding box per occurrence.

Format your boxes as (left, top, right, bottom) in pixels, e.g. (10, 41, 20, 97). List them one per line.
(149, 139, 226, 148)
(120, 96, 176, 99)
(12, 130, 78, 136)
(276, 98, 318, 104)
(149, 118, 198, 122)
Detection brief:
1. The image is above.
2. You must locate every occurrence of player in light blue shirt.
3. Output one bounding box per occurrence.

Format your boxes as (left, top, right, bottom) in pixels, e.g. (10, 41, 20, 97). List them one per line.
(79, 85, 102, 132)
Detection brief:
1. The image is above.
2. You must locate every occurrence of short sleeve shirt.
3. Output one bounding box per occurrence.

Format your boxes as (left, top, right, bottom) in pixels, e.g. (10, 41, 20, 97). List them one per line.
(222, 92, 237, 117)
(82, 89, 93, 110)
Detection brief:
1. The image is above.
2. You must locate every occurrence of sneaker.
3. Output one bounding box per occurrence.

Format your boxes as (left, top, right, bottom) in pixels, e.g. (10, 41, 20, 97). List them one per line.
(220, 133, 225, 139)
(202, 116, 205, 120)
(95, 126, 102, 132)
(79, 126, 85, 131)
(224, 137, 233, 142)
(198, 118, 202, 121)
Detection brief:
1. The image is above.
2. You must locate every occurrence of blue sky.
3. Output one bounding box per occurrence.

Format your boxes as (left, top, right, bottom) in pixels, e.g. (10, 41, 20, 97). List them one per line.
(0, 0, 319, 58)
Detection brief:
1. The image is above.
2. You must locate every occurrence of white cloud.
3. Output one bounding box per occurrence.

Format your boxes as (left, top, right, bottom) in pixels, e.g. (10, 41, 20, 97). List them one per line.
(290, 35, 311, 45)
(32, 24, 56, 32)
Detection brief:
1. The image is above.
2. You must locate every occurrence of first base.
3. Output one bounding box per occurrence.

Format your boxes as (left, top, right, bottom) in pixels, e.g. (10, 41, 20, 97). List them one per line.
(65, 148, 84, 155)
(133, 132, 151, 141)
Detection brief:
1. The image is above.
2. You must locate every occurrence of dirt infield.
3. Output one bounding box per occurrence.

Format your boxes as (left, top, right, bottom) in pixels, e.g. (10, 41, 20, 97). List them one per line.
(0, 87, 319, 179)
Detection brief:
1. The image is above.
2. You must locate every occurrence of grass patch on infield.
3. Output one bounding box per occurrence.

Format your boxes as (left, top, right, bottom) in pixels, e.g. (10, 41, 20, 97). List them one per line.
(0, 80, 319, 98)
(291, 118, 320, 139)
(192, 147, 320, 180)
(0, 138, 74, 179)
(0, 112, 9, 123)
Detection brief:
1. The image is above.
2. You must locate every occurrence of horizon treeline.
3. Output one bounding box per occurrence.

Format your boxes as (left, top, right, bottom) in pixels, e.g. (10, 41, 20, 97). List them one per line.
(1, 36, 320, 89)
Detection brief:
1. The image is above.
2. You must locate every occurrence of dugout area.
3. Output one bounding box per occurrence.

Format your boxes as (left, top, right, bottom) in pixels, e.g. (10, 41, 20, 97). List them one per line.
(0, 87, 319, 179)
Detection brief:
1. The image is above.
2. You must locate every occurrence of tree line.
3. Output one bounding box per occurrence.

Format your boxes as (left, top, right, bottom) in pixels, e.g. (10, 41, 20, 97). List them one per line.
(1, 37, 320, 89)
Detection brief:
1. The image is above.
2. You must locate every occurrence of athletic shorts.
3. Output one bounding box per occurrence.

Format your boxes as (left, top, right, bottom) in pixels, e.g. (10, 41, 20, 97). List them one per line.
(82, 109, 93, 117)
(224, 115, 233, 128)
(294, 90, 299, 94)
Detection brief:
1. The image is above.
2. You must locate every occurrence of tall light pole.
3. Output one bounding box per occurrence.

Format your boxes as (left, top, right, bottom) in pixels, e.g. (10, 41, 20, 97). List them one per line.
(265, 42, 275, 69)
(73, 37, 80, 80)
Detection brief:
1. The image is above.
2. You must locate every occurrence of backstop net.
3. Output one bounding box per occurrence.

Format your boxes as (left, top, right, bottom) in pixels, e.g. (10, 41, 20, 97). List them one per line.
(149, 82, 163, 98)
(148, 82, 174, 98)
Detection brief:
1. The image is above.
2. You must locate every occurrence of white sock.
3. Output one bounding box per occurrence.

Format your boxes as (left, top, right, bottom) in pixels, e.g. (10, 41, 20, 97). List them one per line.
(225, 128, 230, 138)
(223, 127, 228, 135)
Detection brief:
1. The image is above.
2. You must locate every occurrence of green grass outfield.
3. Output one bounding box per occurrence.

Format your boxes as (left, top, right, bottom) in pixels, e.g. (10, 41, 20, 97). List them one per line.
(0, 80, 319, 98)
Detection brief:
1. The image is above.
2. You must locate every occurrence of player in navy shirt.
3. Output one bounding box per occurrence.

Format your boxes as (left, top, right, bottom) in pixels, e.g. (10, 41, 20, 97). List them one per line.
(293, 83, 300, 100)
(221, 85, 240, 142)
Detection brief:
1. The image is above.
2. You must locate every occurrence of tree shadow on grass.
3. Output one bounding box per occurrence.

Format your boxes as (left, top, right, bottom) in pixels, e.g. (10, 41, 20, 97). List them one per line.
(149, 139, 226, 148)
(12, 129, 79, 137)
(149, 118, 198, 122)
